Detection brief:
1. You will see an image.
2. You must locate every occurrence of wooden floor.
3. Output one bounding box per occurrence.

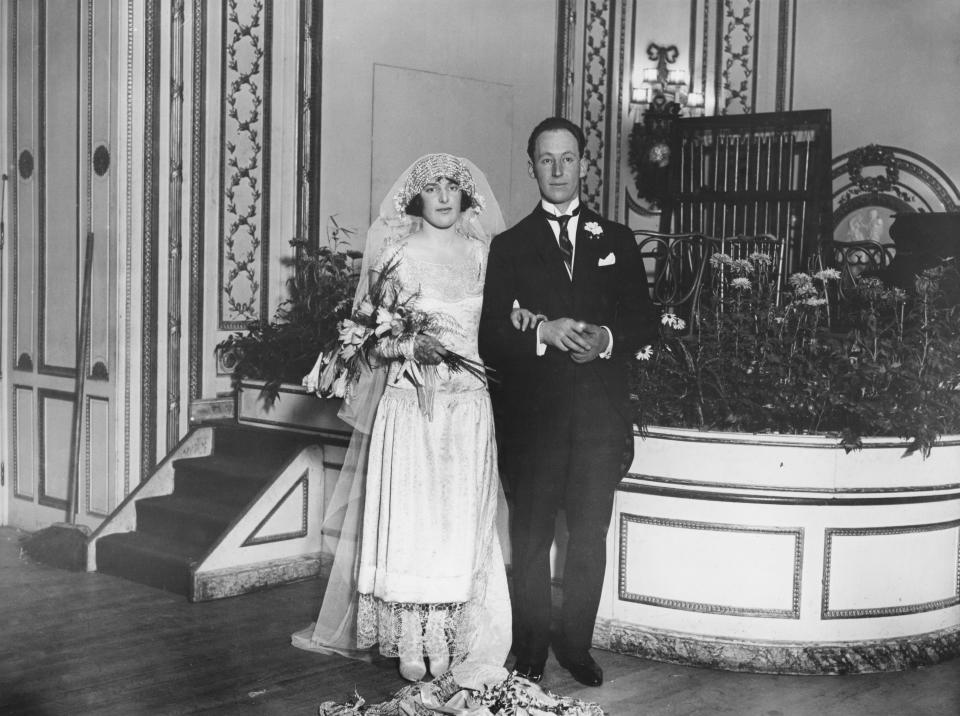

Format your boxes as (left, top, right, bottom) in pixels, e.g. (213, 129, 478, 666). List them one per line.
(1, 526, 958, 716)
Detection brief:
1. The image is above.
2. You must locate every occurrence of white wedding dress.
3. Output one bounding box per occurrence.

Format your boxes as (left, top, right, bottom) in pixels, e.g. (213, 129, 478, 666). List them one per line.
(293, 237, 511, 670)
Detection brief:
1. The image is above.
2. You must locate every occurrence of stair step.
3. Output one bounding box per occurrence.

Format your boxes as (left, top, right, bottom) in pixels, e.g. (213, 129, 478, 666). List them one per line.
(210, 425, 314, 462)
(135, 495, 240, 549)
(172, 455, 276, 505)
(96, 531, 202, 596)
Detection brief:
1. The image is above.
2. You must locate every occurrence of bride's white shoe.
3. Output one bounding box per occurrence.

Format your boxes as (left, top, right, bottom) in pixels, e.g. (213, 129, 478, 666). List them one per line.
(398, 612, 427, 682)
(399, 654, 427, 682)
(424, 610, 450, 677)
(427, 647, 450, 677)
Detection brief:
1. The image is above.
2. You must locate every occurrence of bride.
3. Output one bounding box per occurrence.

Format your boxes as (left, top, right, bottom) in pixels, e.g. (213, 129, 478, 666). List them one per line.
(294, 153, 602, 715)
(294, 153, 510, 676)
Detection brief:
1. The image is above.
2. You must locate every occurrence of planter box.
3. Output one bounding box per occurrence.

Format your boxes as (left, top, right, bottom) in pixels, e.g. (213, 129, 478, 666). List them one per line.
(237, 380, 350, 437)
(595, 425, 960, 674)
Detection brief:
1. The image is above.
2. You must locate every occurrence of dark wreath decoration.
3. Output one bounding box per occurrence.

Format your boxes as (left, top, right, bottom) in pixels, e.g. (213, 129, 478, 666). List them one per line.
(627, 95, 680, 208)
(846, 144, 900, 194)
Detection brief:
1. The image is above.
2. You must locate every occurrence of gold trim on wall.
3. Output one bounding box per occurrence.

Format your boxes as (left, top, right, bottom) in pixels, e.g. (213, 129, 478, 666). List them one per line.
(619, 513, 804, 618)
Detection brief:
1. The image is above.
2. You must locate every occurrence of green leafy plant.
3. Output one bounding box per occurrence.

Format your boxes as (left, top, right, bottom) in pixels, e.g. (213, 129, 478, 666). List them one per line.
(217, 217, 362, 405)
(631, 252, 960, 456)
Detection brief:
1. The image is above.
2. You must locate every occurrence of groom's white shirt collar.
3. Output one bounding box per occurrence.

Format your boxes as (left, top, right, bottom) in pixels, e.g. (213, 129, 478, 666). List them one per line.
(540, 196, 581, 217)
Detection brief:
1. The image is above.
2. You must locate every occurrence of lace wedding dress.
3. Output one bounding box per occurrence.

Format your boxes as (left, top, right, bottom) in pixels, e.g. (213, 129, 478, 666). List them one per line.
(355, 239, 511, 667)
(293, 237, 511, 670)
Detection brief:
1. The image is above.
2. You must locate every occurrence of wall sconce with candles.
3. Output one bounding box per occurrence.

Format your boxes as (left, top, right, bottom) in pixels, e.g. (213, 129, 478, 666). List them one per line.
(628, 43, 704, 208)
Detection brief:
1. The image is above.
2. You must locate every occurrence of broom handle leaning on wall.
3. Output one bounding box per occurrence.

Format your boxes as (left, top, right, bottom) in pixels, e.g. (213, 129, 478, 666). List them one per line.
(66, 232, 94, 524)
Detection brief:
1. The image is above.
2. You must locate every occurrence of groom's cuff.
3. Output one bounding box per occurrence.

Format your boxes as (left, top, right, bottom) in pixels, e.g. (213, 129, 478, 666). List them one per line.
(535, 320, 547, 356)
(599, 326, 613, 359)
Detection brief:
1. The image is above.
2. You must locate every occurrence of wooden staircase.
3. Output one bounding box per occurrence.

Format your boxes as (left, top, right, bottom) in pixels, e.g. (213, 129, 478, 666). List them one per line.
(91, 422, 347, 600)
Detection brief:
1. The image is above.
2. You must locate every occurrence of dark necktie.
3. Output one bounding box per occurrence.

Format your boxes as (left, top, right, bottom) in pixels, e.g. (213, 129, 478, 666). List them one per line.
(541, 204, 580, 274)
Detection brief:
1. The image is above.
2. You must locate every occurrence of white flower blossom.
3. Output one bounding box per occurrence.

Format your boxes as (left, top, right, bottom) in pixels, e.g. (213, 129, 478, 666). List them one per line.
(635, 345, 653, 361)
(332, 372, 348, 398)
(339, 319, 367, 345)
(733, 259, 754, 275)
(731, 277, 752, 291)
(804, 297, 828, 306)
(584, 221, 603, 238)
(814, 268, 842, 282)
(661, 313, 686, 330)
(374, 307, 397, 336)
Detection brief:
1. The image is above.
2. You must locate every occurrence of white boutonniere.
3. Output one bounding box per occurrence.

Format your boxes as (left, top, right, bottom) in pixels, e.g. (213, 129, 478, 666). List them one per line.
(584, 221, 603, 239)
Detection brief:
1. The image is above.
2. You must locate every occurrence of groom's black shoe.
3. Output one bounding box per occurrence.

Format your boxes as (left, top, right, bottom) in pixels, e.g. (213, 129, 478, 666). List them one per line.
(555, 650, 603, 687)
(512, 661, 545, 683)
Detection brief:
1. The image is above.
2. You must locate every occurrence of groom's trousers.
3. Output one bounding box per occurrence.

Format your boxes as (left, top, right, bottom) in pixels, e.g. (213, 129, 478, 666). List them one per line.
(508, 368, 627, 663)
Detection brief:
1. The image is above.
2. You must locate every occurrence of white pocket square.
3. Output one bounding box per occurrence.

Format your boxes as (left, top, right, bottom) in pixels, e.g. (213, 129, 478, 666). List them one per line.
(598, 253, 616, 266)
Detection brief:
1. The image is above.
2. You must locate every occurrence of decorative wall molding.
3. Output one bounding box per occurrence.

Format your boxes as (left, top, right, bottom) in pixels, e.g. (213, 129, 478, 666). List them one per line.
(218, 0, 273, 331)
(831, 144, 960, 243)
(595, 619, 960, 674)
(821, 521, 960, 620)
(295, 0, 321, 246)
(188, 0, 207, 404)
(775, 0, 796, 111)
(580, 0, 612, 212)
(37, 388, 74, 510)
(10, 0, 20, 375)
(714, 0, 759, 115)
(141, 0, 161, 477)
(619, 513, 804, 618)
(242, 472, 309, 545)
(12, 386, 31, 499)
(123, 0, 134, 496)
(166, 0, 186, 451)
(555, 0, 577, 119)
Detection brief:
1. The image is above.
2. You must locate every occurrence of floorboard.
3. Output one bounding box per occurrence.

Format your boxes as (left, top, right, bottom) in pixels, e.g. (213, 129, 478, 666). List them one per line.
(1, 527, 958, 716)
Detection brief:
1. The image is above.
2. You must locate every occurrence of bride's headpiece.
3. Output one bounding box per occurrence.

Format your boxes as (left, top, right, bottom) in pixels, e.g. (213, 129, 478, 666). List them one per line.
(393, 153, 482, 215)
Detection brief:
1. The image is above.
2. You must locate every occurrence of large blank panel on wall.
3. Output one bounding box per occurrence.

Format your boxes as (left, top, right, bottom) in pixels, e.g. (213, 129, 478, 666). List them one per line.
(370, 64, 513, 226)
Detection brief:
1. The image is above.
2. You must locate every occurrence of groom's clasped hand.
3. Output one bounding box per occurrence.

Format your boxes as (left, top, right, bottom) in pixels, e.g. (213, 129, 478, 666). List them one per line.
(513, 310, 610, 362)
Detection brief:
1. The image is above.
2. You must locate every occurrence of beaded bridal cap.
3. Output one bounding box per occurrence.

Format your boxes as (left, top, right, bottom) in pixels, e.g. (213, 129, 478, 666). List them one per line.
(393, 153, 481, 215)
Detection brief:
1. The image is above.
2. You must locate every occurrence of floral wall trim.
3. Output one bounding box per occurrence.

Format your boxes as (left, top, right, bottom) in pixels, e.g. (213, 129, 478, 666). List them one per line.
(218, 0, 273, 330)
(580, 0, 613, 212)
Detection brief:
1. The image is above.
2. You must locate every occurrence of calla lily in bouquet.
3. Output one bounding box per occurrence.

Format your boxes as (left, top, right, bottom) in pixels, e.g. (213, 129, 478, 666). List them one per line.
(303, 257, 495, 415)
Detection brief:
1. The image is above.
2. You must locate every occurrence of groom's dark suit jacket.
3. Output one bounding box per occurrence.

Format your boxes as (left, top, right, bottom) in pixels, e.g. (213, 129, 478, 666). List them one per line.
(480, 202, 657, 658)
(480, 203, 657, 467)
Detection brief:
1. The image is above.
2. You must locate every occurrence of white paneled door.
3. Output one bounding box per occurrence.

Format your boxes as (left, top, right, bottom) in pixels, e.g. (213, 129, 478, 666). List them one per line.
(6, 0, 119, 531)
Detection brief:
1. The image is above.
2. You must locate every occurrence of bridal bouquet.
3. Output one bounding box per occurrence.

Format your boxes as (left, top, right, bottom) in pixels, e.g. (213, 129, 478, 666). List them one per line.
(303, 257, 492, 406)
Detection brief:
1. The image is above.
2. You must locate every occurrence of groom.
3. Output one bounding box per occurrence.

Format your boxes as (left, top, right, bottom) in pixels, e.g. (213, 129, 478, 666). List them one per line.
(480, 117, 657, 686)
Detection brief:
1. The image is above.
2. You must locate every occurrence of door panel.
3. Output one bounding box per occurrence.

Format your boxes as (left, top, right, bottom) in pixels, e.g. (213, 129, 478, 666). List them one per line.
(7, 0, 119, 531)
(39, 0, 80, 376)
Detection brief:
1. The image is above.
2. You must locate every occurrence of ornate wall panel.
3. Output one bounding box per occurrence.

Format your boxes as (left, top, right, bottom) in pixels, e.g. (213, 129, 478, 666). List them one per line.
(295, 0, 320, 246)
(619, 513, 803, 618)
(141, 0, 160, 476)
(86, 395, 111, 516)
(832, 144, 960, 245)
(188, 1, 206, 403)
(38, 0, 80, 377)
(686, 0, 796, 117)
(13, 387, 35, 499)
(714, 0, 759, 115)
(218, 0, 273, 331)
(822, 521, 960, 619)
(166, 0, 185, 449)
(579, 0, 613, 211)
